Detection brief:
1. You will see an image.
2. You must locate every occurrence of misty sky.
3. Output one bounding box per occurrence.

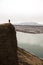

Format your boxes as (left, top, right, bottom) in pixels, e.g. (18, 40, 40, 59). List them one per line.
(0, 0, 43, 24)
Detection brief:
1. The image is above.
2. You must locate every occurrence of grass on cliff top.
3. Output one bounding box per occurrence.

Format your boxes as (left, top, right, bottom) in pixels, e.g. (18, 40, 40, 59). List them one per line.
(0, 23, 14, 28)
(0, 23, 11, 26)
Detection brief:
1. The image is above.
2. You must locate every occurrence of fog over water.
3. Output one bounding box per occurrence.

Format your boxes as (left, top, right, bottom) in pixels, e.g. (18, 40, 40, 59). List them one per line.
(16, 31, 43, 58)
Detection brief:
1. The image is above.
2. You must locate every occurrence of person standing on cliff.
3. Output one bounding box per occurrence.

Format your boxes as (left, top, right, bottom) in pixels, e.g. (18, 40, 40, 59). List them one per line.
(9, 19, 10, 23)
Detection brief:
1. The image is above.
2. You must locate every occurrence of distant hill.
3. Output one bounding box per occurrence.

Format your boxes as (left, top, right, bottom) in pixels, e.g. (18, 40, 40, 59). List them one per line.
(20, 22, 38, 25)
(18, 47, 43, 65)
(16, 22, 43, 26)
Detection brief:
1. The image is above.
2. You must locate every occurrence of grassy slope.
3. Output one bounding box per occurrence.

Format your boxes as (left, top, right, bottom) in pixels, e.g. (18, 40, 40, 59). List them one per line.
(18, 47, 43, 65)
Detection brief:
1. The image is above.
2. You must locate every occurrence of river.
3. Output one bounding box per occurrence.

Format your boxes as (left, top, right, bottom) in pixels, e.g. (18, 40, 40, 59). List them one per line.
(16, 31, 43, 58)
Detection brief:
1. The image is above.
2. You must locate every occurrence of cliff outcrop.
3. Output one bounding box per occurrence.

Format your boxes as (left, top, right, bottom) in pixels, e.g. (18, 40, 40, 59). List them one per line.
(0, 23, 18, 65)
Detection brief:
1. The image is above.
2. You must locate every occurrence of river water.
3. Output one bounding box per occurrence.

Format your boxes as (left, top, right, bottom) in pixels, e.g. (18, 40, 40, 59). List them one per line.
(16, 31, 43, 58)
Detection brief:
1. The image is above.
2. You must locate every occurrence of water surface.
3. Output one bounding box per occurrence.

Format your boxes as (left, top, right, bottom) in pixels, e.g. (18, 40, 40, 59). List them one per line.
(16, 31, 43, 58)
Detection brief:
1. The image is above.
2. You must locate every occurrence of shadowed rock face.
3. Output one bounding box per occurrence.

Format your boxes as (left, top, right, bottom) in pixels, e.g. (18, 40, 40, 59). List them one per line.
(0, 23, 18, 65)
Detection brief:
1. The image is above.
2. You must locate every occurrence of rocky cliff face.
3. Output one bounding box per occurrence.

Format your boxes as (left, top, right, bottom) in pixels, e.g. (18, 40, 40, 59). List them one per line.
(18, 47, 43, 65)
(0, 23, 18, 65)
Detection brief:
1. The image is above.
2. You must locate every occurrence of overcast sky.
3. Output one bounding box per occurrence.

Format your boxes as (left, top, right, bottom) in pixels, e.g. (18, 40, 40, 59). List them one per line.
(0, 0, 43, 24)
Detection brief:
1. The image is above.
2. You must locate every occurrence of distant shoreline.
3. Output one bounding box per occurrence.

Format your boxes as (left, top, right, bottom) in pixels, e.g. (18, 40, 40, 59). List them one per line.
(15, 25, 43, 34)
